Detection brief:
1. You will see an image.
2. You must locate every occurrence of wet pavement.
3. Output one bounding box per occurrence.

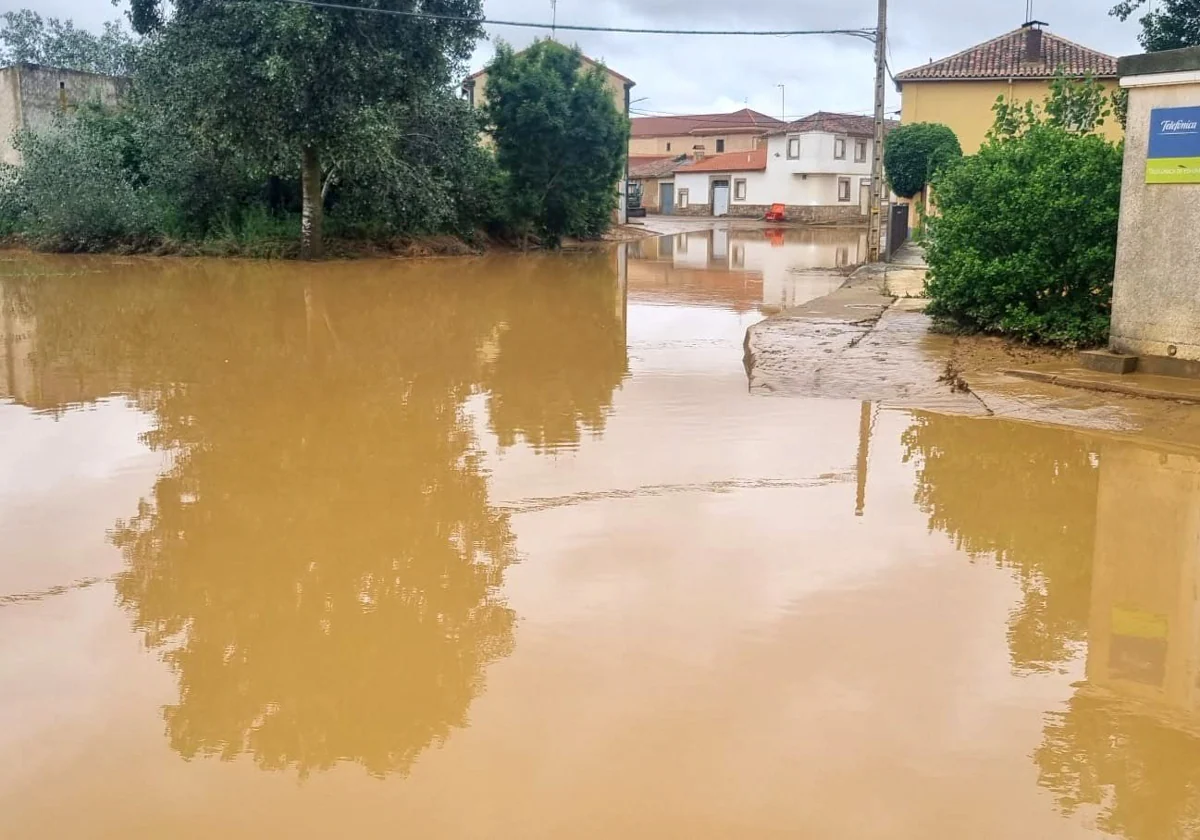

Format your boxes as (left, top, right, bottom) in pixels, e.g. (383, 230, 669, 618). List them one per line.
(3, 236, 1200, 839)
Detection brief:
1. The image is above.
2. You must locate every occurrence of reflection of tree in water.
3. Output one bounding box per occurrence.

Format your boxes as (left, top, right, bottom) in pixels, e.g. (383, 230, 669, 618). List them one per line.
(1036, 694, 1200, 840)
(483, 253, 628, 452)
(901, 413, 1100, 673)
(98, 272, 518, 777)
(9, 253, 626, 776)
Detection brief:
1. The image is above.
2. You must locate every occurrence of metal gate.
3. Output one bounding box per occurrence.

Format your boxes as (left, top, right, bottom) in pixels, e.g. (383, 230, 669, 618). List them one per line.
(660, 182, 674, 215)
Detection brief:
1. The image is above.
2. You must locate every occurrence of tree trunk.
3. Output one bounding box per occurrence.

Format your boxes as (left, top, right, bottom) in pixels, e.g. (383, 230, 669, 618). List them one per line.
(300, 145, 323, 259)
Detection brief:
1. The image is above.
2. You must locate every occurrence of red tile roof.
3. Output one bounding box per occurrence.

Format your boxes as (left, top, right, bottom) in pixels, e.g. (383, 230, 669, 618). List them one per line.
(631, 108, 784, 138)
(769, 111, 900, 137)
(895, 26, 1118, 83)
(678, 148, 767, 173)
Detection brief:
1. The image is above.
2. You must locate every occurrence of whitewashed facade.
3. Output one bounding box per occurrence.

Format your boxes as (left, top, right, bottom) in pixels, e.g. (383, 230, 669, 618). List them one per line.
(670, 114, 893, 222)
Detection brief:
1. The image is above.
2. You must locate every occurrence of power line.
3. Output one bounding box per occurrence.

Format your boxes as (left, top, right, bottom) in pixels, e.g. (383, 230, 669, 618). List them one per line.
(263, 0, 877, 39)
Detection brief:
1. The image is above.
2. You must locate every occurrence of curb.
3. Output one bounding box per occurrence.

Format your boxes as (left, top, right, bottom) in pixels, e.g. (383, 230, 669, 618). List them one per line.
(1004, 369, 1200, 405)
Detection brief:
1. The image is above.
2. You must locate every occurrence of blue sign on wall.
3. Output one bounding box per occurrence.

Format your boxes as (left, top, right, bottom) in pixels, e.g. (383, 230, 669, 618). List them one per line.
(1147, 106, 1200, 183)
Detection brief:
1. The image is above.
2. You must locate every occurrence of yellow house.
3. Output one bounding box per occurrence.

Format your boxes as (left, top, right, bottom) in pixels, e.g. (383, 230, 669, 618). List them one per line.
(895, 23, 1122, 152)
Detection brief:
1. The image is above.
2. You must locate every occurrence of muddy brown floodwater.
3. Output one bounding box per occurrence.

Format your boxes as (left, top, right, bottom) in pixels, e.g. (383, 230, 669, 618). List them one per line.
(3, 231, 1200, 839)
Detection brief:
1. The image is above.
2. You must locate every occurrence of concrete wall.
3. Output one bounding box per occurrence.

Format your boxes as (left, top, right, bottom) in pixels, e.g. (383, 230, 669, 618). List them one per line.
(629, 133, 760, 157)
(900, 79, 1124, 153)
(0, 64, 127, 165)
(1110, 49, 1200, 361)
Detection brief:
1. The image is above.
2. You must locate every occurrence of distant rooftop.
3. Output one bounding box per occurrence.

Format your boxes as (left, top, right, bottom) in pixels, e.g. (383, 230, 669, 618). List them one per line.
(678, 148, 767, 173)
(770, 112, 900, 137)
(631, 108, 784, 138)
(895, 25, 1118, 83)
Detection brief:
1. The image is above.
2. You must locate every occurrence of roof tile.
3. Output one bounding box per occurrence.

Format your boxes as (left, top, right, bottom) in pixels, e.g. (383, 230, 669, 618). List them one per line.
(769, 112, 899, 137)
(896, 26, 1117, 82)
(631, 108, 784, 138)
(677, 148, 767, 173)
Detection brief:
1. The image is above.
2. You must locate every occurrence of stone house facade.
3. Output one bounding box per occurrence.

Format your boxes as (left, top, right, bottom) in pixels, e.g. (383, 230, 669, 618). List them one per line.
(0, 63, 128, 165)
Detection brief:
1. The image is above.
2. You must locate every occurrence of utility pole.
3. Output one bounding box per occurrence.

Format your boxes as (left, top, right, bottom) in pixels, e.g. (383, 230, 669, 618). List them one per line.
(867, 0, 888, 262)
(776, 84, 786, 122)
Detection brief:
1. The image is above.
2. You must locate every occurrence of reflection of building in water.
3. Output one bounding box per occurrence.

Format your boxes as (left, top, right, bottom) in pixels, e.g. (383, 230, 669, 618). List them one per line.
(0, 280, 124, 409)
(1, 283, 36, 403)
(626, 228, 864, 312)
(1088, 444, 1200, 713)
(1034, 439, 1200, 840)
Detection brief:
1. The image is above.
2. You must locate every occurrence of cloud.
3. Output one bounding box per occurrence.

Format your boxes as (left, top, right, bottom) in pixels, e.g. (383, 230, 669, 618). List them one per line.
(24, 0, 1143, 119)
(471, 0, 1141, 119)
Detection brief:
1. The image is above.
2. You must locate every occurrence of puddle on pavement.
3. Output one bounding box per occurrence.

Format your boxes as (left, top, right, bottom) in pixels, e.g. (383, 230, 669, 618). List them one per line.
(2, 242, 1200, 839)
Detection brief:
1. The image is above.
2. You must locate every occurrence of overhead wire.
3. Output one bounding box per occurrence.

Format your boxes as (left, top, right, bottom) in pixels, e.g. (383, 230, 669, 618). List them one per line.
(263, 0, 877, 40)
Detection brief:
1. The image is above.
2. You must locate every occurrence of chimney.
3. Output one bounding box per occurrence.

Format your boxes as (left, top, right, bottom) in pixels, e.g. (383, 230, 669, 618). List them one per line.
(1023, 21, 1045, 64)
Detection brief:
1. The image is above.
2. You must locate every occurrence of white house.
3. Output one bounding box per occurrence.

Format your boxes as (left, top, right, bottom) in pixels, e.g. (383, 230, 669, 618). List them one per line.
(670, 112, 898, 223)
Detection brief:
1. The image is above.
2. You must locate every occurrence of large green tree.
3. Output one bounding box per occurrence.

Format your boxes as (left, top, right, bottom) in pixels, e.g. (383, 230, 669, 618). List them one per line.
(0, 10, 138, 75)
(483, 40, 628, 246)
(128, 0, 482, 257)
(883, 122, 962, 200)
(1112, 0, 1200, 51)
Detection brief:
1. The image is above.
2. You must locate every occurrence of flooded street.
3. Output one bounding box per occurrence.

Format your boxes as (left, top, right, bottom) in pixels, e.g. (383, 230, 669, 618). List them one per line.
(3, 231, 1200, 839)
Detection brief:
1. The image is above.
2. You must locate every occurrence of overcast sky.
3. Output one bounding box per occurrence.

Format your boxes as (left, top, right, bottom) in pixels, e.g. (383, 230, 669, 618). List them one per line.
(18, 0, 1143, 119)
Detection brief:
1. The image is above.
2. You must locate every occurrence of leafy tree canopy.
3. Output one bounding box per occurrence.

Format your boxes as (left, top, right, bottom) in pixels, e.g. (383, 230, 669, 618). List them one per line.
(0, 10, 138, 76)
(884, 122, 962, 199)
(484, 40, 628, 246)
(924, 77, 1124, 346)
(131, 0, 484, 257)
(1112, 0, 1200, 51)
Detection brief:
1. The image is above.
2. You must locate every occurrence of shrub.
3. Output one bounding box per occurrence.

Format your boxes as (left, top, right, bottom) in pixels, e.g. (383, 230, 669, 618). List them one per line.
(924, 123, 1122, 346)
(1, 114, 164, 250)
(884, 122, 962, 200)
(484, 40, 627, 246)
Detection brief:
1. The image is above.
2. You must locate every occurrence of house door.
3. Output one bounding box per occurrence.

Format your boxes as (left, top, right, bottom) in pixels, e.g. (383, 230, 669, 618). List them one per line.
(659, 182, 675, 215)
(712, 180, 730, 217)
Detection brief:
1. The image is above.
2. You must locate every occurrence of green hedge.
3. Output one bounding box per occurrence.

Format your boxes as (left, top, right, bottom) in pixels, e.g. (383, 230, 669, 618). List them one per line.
(924, 123, 1123, 346)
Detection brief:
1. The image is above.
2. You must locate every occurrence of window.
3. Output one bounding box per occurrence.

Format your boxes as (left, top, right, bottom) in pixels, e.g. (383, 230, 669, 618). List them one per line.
(666, 142, 671, 152)
(834, 137, 847, 160)
(838, 177, 852, 202)
(854, 138, 867, 163)
(716, 138, 725, 153)
(678, 188, 689, 209)
(734, 179, 747, 201)
(787, 137, 800, 159)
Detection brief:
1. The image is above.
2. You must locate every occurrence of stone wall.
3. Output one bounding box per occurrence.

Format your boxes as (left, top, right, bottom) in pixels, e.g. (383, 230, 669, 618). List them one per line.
(0, 64, 128, 165)
(1110, 48, 1200, 361)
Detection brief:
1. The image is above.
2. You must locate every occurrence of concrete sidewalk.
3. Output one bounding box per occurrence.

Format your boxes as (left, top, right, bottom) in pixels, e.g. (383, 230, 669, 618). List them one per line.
(743, 251, 1200, 441)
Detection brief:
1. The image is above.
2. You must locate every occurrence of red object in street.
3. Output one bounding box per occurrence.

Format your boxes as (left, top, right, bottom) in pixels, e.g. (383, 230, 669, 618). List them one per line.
(764, 203, 787, 222)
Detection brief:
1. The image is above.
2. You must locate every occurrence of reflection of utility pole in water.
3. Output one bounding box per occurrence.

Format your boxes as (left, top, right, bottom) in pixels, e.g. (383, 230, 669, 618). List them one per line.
(855, 400, 873, 517)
